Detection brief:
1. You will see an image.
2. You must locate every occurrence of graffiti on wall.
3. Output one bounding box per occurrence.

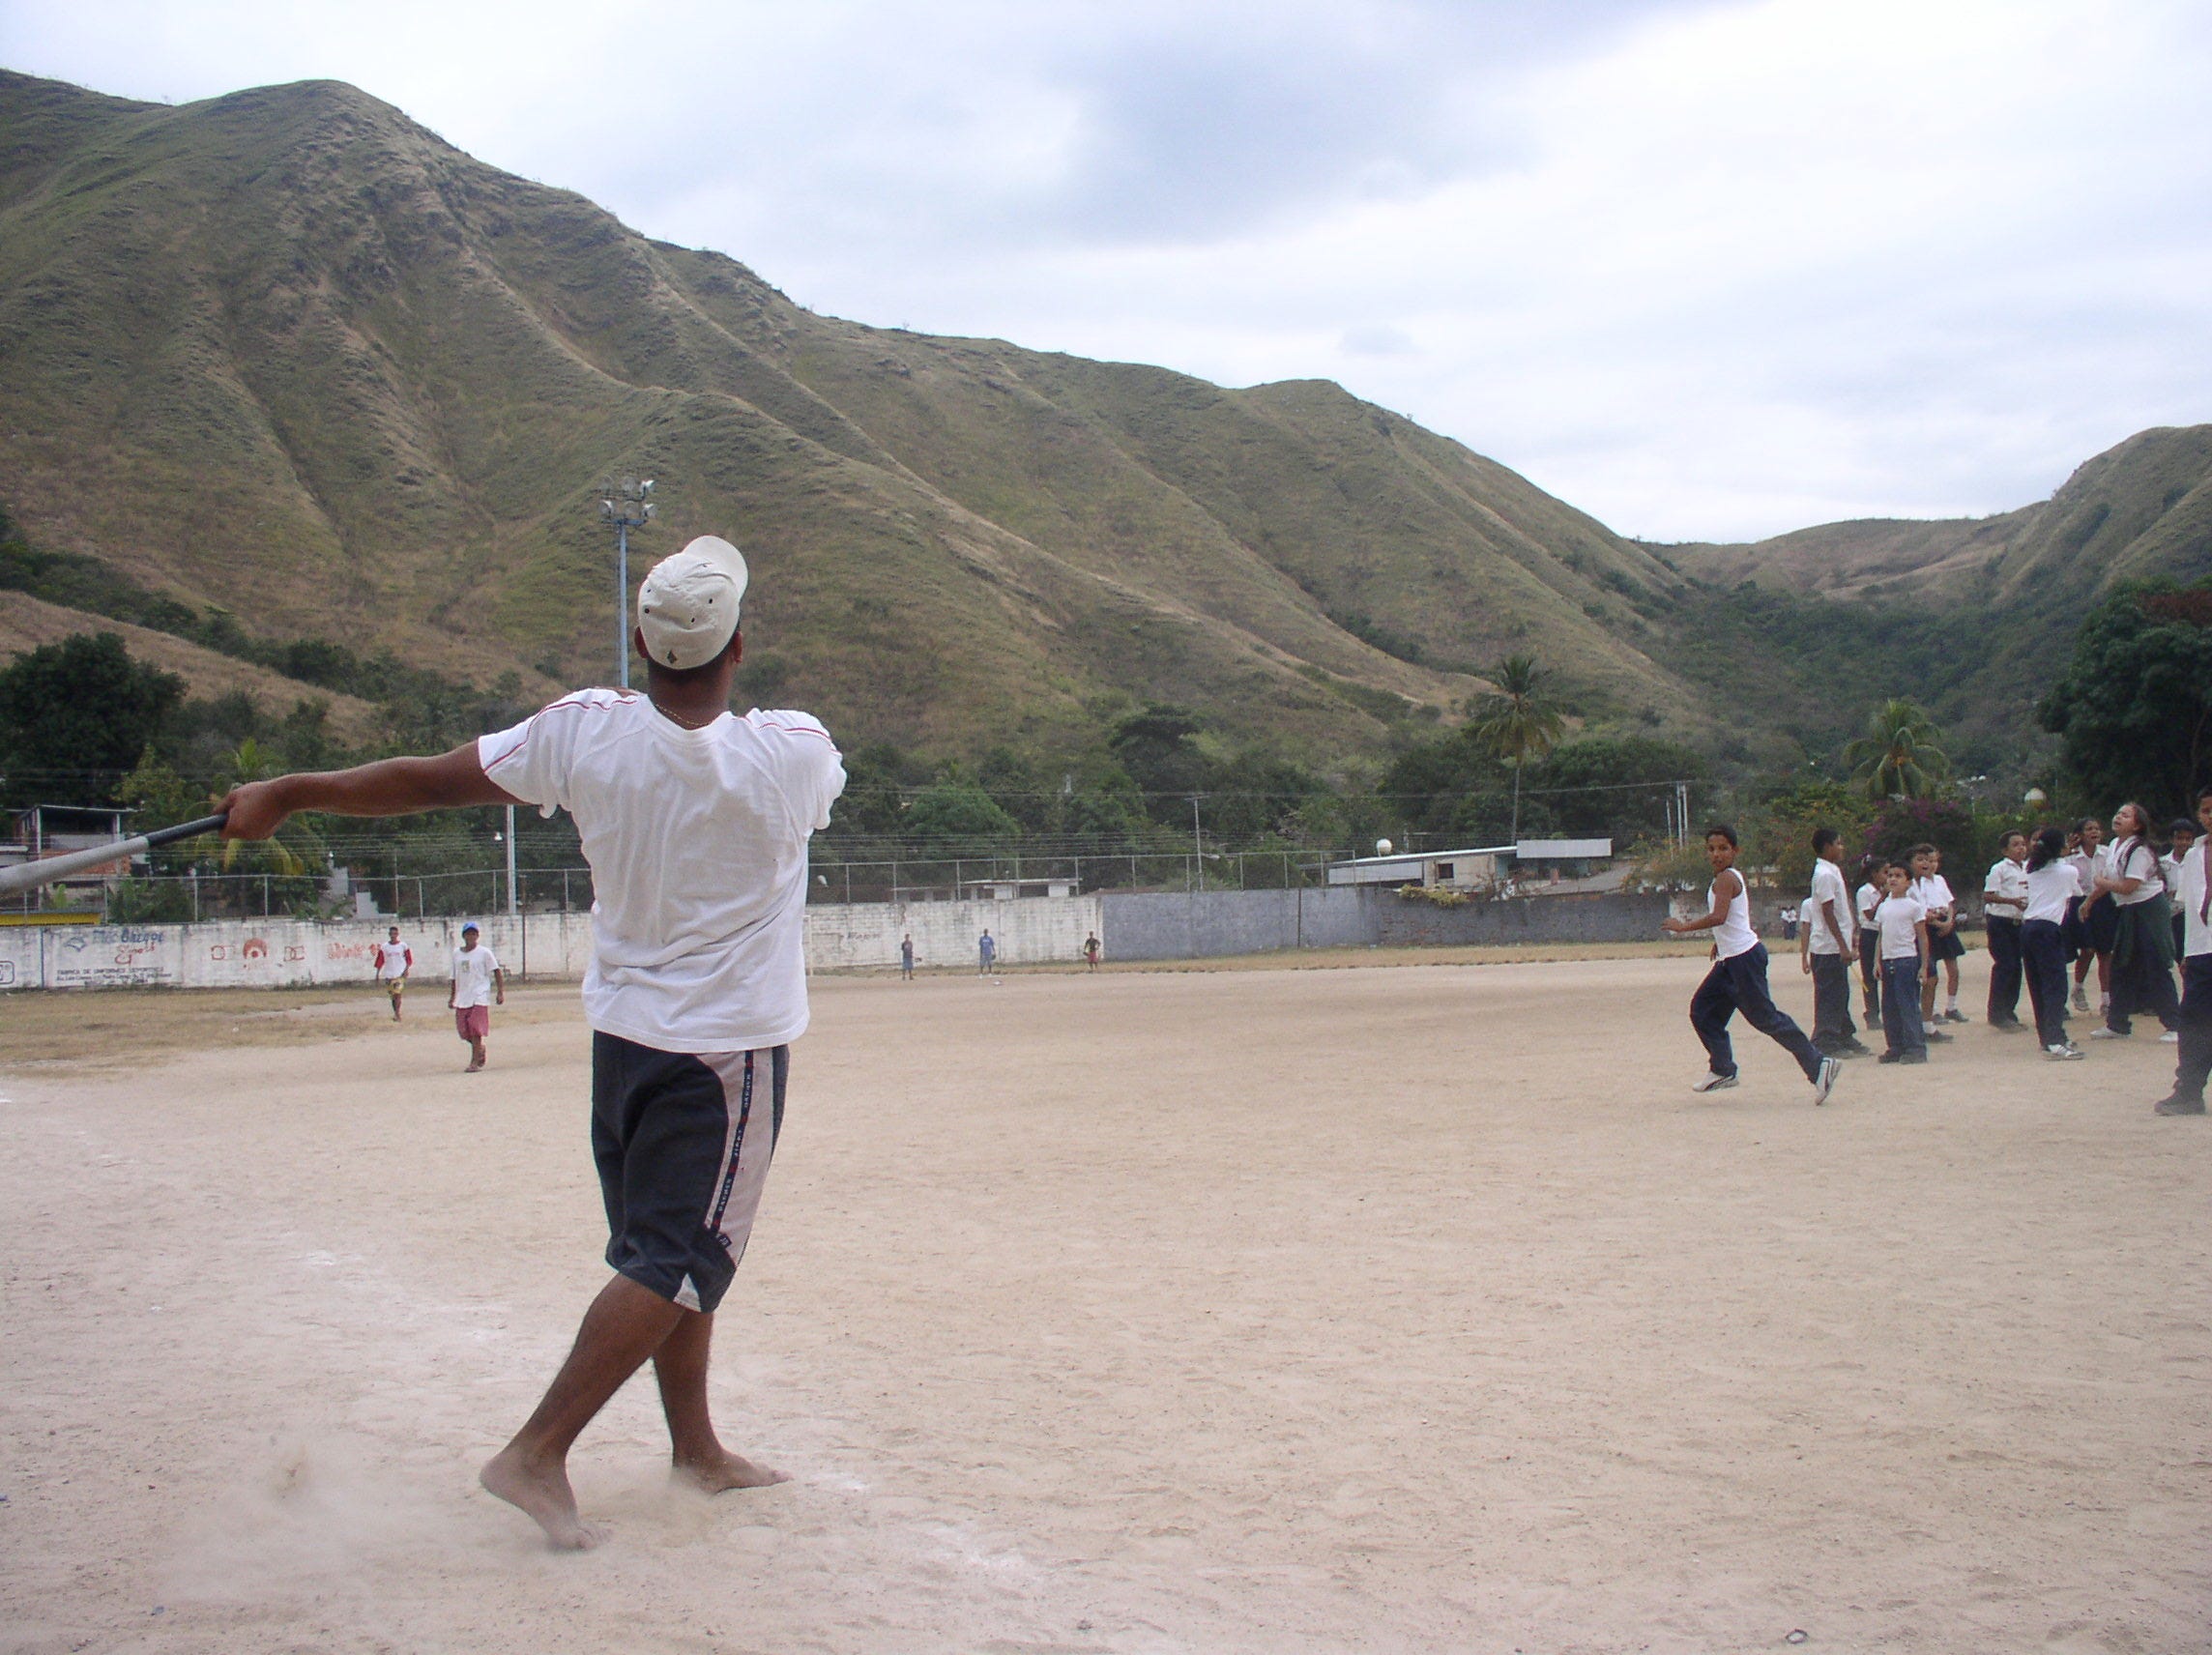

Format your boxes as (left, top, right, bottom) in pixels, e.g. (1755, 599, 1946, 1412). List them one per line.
(48, 927, 178, 989)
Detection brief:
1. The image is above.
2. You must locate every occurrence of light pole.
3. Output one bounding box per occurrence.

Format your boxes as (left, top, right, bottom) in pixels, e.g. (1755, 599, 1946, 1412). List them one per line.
(597, 478, 656, 688)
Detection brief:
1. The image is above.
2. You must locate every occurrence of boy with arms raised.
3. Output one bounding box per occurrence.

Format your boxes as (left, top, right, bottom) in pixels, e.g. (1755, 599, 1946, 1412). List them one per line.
(218, 536, 845, 1549)
(1663, 825, 1840, 1103)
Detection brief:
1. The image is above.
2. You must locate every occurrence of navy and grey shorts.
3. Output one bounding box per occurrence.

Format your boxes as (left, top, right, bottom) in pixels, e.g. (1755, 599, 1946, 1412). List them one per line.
(591, 1032, 787, 1314)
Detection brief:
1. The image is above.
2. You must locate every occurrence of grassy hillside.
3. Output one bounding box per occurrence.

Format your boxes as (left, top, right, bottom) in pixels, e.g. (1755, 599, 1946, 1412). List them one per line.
(0, 69, 1728, 772)
(4, 67, 2201, 788)
(1662, 426, 2212, 774)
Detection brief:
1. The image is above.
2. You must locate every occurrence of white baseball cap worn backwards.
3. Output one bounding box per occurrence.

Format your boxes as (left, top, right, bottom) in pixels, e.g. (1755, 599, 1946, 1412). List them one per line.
(636, 536, 749, 670)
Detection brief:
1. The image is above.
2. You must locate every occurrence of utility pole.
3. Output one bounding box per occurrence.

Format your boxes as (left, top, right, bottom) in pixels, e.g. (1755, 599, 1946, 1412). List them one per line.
(505, 803, 518, 916)
(597, 478, 656, 688)
(1188, 796, 1204, 893)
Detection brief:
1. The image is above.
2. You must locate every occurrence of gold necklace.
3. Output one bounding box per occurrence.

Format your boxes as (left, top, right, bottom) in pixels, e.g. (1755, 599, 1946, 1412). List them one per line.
(655, 701, 723, 731)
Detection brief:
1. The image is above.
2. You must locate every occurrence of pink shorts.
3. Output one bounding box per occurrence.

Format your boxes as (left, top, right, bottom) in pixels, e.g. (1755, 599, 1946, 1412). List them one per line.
(454, 1003, 490, 1040)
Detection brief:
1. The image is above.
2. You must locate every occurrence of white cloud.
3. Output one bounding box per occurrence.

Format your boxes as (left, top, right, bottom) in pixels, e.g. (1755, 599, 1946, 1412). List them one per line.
(3, 0, 2207, 539)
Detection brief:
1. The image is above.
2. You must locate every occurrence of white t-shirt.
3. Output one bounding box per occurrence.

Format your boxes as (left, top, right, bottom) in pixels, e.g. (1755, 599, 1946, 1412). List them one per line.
(2108, 837, 2165, 906)
(1855, 881, 1883, 934)
(451, 944, 502, 1007)
(2023, 859, 2083, 927)
(373, 939, 412, 979)
(480, 690, 846, 1053)
(1911, 873, 1954, 917)
(1876, 893, 1927, 961)
(2178, 843, 2209, 958)
(1807, 859, 1852, 955)
(1983, 857, 2028, 919)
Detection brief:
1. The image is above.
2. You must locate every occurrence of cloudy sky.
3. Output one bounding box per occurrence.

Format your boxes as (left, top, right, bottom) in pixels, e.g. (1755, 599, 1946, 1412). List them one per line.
(5, 0, 2208, 540)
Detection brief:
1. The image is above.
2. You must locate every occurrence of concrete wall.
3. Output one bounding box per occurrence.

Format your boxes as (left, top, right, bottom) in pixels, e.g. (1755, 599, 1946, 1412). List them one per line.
(1100, 887, 1679, 960)
(0, 915, 579, 992)
(0, 889, 1685, 990)
(1100, 887, 1375, 961)
(804, 896, 1101, 973)
(1375, 890, 1676, 947)
(0, 898, 1105, 991)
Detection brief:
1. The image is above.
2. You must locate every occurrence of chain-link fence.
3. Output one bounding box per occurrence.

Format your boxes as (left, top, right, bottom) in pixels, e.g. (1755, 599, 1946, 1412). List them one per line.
(80, 846, 1340, 923)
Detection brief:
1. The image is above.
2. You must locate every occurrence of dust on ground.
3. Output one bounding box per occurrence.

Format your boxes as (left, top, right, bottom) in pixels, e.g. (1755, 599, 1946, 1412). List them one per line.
(2, 951, 2203, 1654)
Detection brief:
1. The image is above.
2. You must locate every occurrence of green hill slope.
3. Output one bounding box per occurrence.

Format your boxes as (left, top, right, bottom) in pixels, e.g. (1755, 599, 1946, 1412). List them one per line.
(1661, 427, 2212, 772)
(0, 69, 1719, 768)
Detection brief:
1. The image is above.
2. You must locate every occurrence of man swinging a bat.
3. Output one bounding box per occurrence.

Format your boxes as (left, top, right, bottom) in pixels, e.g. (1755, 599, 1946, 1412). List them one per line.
(218, 536, 845, 1549)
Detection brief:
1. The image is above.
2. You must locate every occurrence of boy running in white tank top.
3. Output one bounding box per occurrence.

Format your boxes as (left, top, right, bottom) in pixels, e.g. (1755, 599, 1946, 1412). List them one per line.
(1663, 825, 1839, 1103)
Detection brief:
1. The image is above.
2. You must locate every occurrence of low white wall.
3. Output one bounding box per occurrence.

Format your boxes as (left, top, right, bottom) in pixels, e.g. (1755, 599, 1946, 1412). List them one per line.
(805, 895, 1101, 973)
(0, 897, 1103, 991)
(0, 915, 581, 992)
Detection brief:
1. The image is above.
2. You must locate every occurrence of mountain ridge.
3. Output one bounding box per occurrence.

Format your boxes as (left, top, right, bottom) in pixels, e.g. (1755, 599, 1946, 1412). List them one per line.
(2, 67, 2207, 785)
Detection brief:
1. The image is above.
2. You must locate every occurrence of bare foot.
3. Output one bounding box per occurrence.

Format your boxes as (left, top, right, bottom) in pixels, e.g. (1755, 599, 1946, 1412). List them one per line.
(673, 1447, 789, 1494)
(480, 1445, 599, 1550)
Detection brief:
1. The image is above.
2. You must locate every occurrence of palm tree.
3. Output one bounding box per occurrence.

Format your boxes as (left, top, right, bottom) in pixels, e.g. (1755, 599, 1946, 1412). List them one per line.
(215, 738, 321, 877)
(1470, 654, 1566, 842)
(1842, 700, 1952, 799)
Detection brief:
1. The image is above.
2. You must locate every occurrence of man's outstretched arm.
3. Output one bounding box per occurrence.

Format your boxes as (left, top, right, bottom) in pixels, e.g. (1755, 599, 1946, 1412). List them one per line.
(218, 743, 520, 840)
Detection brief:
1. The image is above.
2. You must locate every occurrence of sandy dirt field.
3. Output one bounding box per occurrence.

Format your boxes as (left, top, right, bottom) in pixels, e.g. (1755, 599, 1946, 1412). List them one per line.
(2, 952, 2206, 1653)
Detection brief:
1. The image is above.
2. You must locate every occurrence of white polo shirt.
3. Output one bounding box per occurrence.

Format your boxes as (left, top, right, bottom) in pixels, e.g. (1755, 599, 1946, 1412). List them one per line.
(1983, 857, 2028, 920)
(2179, 843, 2209, 958)
(1808, 859, 1853, 955)
(480, 690, 846, 1053)
(2108, 837, 2165, 906)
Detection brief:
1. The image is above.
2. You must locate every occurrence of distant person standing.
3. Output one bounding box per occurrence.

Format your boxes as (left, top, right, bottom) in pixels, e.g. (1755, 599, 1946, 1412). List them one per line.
(449, 922, 505, 1072)
(2085, 802, 2180, 1042)
(2067, 817, 2111, 1016)
(2165, 819, 2197, 959)
(1910, 845, 1964, 1029)
(373, 924, 413, 1022)
(2021, 827, 2084, 1060)
(1662, 825, 1839, 1103)
(1084, 932, 1101, 972)
(1805, 827, 1866, 1057)
(977, 929, 997, 976)
(899, 933, 916, 980)
(2156, 788, 2212, 1114)
(1873, 861, 1932, 1063)
(1982, 829, 2030, 1031)
(1854, 855, 1885, 1026)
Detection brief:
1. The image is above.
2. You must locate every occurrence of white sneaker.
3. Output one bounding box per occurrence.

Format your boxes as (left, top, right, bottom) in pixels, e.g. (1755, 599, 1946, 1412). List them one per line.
(2089, 1028, 2129, 1040)
(2071, 988, 2090, 1013)
(2161, 1031, 2180, 1044)
(2045, 1043, 2085, 1061)
(1811, 1057, 1840, 1105)
(1692, 1071, 1739, 1092)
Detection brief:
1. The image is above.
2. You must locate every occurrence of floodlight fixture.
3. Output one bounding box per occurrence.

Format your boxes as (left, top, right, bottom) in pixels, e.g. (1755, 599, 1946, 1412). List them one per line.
(593, 476, 659, 688)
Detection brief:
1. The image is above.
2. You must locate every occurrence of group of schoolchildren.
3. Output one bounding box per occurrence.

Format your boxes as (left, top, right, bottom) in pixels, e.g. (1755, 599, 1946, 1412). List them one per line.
(1790, 796, 2210, 1115)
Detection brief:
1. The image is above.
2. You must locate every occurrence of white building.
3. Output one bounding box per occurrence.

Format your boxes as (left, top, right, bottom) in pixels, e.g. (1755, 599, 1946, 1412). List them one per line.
(1324, 838, 1614, 891)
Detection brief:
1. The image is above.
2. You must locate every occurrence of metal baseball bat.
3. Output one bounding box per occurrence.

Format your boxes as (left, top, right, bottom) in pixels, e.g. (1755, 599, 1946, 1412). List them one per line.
(0, 812, 229, 896)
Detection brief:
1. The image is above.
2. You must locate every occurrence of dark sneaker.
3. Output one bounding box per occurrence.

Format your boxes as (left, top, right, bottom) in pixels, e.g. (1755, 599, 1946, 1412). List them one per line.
(1942, 1009, 1969, 1024)
(1877, 1051, 1903, 1064)
(1897, 1051, 1930, 1064)
(2154, 1094, 2207, 1116)
(1924, 1029, 1953, 1043)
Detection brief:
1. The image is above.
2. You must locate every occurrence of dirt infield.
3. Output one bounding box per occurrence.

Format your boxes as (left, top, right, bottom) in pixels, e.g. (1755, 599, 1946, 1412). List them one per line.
(3, 954, 2205, 1653)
